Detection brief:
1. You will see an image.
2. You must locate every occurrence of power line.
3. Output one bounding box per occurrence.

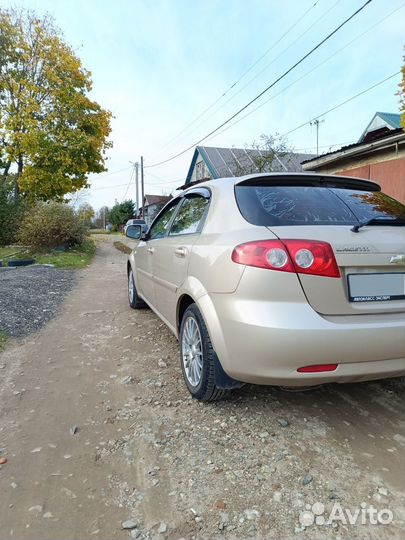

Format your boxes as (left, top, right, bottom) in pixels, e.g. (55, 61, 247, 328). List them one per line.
(141, 72, 400, 188)
(121, 166, 135, 202)
(89, 165, 132, 181)
(280, 71, 400, 139)
(161, 0, 322, 149)
(205, 3, 403, 142)
(89, 182, 130, 191)
(294, 139, 356, 152)
(168, 0, 343, 147)
(145, 0, 373, 169)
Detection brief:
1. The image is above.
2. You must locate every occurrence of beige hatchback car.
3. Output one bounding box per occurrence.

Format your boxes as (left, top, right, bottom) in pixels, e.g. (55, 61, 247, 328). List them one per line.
(126, 173, 405, 401)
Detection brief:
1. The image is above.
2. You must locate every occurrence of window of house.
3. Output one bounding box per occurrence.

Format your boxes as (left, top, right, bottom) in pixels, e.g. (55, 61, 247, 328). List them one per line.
(196, 161, 204, 180)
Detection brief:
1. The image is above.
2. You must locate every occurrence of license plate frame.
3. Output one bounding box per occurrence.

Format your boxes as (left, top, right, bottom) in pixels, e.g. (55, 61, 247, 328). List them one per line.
(348, 273, 405, 302)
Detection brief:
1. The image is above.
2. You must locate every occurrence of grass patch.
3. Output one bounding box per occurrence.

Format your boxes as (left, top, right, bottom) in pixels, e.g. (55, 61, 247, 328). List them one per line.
(0, 246, 25, 260)
(0, 240, 96, 269)
(34, 239, 96, 269)
(90, 229, 112, 235)
(0, 332, 6, 352)
(113, 241, 132, 255)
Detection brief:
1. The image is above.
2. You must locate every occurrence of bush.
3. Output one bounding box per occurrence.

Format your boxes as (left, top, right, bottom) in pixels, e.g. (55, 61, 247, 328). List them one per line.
(0, 176, 28, 246)
(17, 201, 87, 250)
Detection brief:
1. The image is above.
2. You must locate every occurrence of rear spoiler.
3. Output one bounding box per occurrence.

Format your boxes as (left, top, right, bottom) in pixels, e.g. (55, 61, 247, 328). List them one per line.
(236, 174, 381, 192)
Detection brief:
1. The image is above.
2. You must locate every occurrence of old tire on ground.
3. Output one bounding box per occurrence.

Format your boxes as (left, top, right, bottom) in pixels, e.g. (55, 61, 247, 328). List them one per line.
(128, 268, 147, 309)
(8, 259, 36, 267)
(180, 303, 229, 402)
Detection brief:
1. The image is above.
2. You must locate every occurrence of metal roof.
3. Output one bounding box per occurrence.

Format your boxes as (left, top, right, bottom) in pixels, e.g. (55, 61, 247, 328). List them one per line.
(358, 111, 401, 142)
(376, 112, 401, 128)
(186, 146, 315, 182)
(302, 128, 404, 168)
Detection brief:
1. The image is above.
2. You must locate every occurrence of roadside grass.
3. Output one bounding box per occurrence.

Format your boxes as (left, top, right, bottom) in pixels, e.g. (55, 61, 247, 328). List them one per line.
(90, 229, 112, 235)
(0, 239, 96, 269)
(113, 241, 132, 255)
(35, 239, 96, 268)
(0, 246, 24, 259)
(0, 332, 6, 352)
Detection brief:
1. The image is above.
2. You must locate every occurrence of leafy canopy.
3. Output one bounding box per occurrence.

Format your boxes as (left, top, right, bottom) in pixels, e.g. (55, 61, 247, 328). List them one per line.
(108, 200, 135, 228)
(0, 8, 112, 200)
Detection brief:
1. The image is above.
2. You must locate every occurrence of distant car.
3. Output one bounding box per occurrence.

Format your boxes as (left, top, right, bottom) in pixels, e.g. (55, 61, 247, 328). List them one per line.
(124, 219, 147, 235)
(125, 173, 405, 401)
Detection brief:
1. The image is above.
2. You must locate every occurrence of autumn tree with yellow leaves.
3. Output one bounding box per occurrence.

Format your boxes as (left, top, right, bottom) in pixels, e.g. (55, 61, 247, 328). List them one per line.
(0, 8, 112, 200)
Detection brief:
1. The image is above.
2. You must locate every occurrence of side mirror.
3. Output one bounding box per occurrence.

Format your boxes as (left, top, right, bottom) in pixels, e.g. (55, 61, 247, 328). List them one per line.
(125, 224, 142, 240)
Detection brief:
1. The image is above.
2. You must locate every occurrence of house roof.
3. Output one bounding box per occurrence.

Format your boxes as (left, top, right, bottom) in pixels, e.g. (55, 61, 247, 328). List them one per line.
(186, 145, 315, 182)
(376, 112, 401, 128)
(302, 128, 404, 169)
(144, 194, 171, 206)
(359, 111, 401, 142)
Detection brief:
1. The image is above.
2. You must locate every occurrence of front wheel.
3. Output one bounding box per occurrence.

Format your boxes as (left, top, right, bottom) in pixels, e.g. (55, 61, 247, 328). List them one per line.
(128, 268, 147, 309)
(179, 304, 229, 401)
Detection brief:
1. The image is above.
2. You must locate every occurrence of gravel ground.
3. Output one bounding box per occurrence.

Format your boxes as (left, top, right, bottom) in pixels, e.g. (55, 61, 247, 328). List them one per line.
(0, 236, 403, 540)
(0, 266, 75, 338)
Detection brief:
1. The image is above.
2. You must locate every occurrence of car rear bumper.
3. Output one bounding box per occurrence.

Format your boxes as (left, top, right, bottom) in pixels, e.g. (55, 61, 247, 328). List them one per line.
(200, 294, 405, 386)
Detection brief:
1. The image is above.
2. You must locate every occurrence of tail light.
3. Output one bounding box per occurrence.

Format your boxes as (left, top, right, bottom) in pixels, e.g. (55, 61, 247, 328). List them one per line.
(298, 364, 338, 373)
(231, 239, 340, 278)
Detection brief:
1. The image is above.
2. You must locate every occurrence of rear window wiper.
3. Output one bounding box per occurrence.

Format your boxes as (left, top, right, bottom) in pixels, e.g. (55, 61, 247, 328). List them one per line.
(351, 216, 405, 233)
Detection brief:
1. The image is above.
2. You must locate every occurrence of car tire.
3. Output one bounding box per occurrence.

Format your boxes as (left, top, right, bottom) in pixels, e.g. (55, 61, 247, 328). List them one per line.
(128, 268, 147, 309)
(180, 303, 229, 402)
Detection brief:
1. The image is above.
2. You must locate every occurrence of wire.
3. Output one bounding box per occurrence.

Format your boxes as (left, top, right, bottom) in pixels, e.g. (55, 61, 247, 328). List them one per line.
(89, 165, 132, 181)
(280, 71, 400, 139)
(145, 0, 373, 168)
(294, 139, 356, 152)
(121, 166, 135, 201)
(169, 0, 343, 147)
(161, 0, 322, 149)
(204, 3, 403, 142)
(89, 182, 130, 191)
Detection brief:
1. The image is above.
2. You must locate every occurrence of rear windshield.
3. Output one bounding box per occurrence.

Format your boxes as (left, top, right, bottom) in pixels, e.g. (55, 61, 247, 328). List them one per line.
(234, 185, 405, 227)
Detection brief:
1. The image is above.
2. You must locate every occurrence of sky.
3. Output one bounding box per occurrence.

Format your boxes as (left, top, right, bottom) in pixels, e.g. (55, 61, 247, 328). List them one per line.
(2, 0, 404, 209)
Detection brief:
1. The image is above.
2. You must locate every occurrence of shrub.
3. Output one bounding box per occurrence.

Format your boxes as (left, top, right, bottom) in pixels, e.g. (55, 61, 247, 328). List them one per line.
(17, 201, 87, 250)
(0, 176, 28, 246)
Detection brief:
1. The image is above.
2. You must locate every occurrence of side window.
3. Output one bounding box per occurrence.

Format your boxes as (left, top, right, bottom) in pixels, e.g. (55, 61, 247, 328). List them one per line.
(148, 201, 179, 240)
(169, 196, 209, 236)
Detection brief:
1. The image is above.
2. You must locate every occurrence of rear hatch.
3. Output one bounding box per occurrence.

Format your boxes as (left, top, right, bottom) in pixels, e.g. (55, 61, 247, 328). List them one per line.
(235, 175, 405, 316)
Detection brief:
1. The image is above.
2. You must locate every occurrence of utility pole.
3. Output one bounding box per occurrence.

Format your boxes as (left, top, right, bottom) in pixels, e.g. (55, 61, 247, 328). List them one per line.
(310, 119, 324, 155)
(140, 156, 145, 219)
(135, 162, 139, 217)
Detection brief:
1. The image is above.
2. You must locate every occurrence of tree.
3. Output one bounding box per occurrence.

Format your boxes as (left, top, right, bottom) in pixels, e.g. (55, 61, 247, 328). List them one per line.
(94, 205, 110, 229)
(76, 202, 95, 226)
(234, 134, 294, 176)
(0, 8, 112, 201)
(107, 200, 135, 230)
(0, 174, 27, 245)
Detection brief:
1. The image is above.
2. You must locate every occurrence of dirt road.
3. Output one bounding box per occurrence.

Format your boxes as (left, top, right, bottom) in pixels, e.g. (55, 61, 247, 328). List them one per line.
(0, 235, 404, 540)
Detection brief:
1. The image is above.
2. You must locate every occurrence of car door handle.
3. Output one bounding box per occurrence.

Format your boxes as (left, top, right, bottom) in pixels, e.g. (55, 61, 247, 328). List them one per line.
(147, 247, 155, 254)
(174, 247, 187, 258)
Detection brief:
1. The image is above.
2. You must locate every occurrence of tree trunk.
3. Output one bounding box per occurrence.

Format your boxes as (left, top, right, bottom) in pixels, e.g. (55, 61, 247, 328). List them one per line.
(17, 155, 23, 174)
(3, 161, 12, 176)
(14, 155, 23, 200)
